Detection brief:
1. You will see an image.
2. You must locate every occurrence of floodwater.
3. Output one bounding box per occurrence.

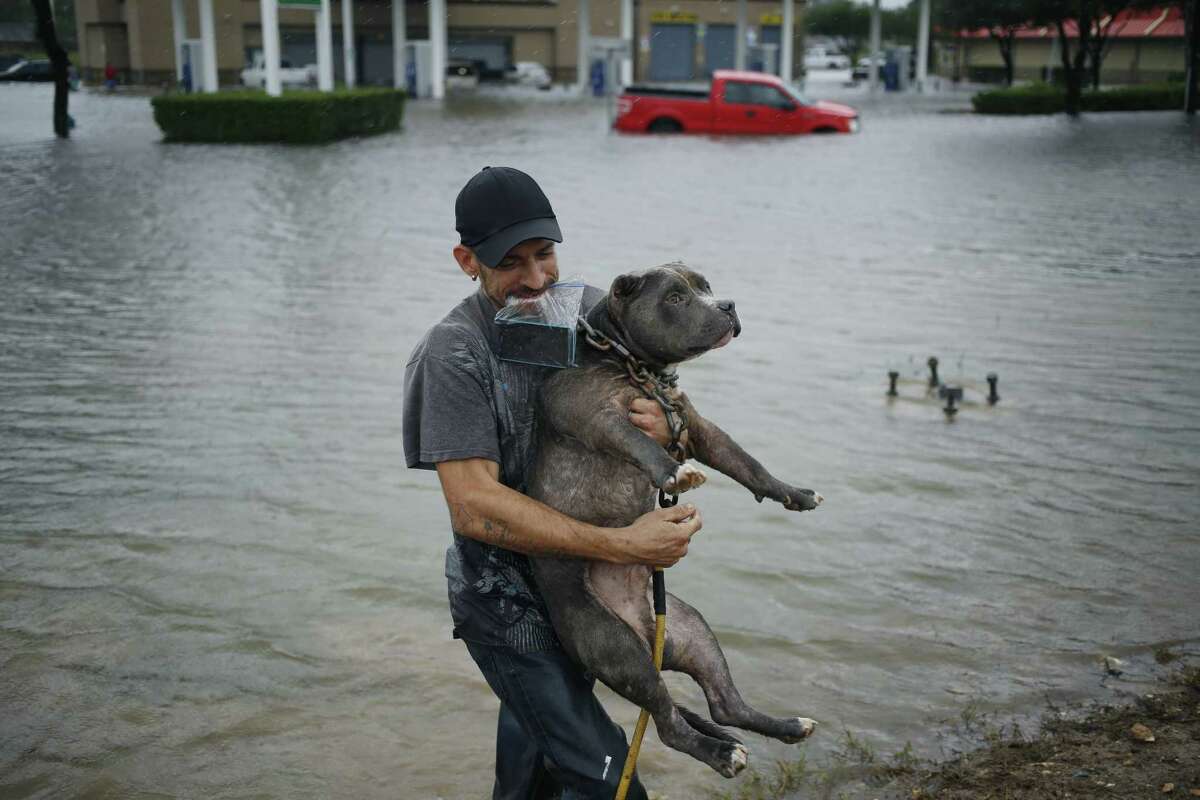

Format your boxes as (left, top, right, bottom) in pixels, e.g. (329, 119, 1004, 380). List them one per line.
(2, 80, 1199, 799)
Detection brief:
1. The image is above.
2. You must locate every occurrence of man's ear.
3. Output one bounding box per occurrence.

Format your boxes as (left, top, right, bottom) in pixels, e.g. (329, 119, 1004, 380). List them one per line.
(610, 272, 645, 301)
(453, 245, 480, 280)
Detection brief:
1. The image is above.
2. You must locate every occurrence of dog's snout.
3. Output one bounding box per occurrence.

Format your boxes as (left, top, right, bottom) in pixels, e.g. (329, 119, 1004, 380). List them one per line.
(718, 300, 741, 337)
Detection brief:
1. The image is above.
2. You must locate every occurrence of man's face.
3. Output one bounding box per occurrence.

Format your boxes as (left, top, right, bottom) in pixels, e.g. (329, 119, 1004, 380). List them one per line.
(477, 239, 559, 308)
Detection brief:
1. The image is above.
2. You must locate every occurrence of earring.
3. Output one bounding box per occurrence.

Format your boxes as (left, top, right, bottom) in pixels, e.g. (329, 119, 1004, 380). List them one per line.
(471, 273, 478, 282)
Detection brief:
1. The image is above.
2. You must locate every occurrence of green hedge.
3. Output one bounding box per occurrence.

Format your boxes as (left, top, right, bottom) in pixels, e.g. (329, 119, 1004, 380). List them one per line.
(972, 82, 1185, 115)
(151, 87, 405, 143)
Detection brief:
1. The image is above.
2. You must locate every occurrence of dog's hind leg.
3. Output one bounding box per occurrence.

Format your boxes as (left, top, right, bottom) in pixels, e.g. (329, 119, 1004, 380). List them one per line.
(563, 599, 749, 778)
(662, 593, 817, 744)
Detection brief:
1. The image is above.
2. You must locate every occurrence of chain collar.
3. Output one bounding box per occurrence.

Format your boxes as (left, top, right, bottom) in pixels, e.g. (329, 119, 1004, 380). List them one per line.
(578, 316, 689, 506)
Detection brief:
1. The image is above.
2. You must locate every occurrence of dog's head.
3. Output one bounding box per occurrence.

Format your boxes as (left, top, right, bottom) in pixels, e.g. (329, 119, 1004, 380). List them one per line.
(606, 263, 740, 368)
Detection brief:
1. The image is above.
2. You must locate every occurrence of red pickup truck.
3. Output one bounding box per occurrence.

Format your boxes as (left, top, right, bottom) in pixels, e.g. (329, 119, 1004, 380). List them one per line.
(614, 70, 859, 135)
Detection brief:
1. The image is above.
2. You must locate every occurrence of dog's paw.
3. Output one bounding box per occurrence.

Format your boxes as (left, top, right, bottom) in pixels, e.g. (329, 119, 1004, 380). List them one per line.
(780, 717, 818, 743)
(665, 463, 706, 495)
(783, 489, 823, 512)
(718, 743, 749, 778)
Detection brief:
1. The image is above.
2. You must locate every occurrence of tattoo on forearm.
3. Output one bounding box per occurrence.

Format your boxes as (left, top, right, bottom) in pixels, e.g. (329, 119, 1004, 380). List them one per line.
(450, 502, 474, 535)
(482, 518, 513, 548)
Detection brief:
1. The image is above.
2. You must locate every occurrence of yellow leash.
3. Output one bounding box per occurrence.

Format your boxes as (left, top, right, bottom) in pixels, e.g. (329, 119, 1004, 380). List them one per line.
(614, 567, 667, 800)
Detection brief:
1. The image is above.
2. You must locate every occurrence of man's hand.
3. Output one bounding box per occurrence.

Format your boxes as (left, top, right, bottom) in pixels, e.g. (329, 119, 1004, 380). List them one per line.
(629, 397, 688, 450)
(619, 503, 703, 568)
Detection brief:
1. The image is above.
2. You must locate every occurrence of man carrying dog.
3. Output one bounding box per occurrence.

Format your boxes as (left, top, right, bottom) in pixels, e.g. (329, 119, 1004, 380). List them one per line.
(403, 166, 703, 799)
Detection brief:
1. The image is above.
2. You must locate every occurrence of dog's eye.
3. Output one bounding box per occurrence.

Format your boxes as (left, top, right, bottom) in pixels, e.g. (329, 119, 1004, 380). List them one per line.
(664, 293, 684, 305)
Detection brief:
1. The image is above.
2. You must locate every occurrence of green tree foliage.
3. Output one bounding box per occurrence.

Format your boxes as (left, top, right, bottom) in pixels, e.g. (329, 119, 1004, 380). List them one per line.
(940, 0, 1032, 85)
(1029, 0, 1142, 113)
(804, 0, 930, 60)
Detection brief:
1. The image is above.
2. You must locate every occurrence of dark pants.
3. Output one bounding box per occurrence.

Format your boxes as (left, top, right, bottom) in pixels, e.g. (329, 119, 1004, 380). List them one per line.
(464, 641, 649, 800)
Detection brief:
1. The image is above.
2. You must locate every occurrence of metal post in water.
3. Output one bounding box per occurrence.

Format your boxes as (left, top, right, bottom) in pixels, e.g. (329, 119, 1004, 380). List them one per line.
(391, 0, 406, 91)
(942, 385, 962, 417)
(260, 0, 282, 96)
(915, 0, 930, 92)
(342, 0, 356, 89)
(620, 0, 633, 86)
(868, 0, 881, 94)
(172, 0, 188, 85)
(430, 0, 446, 99)
(198, 0, 219, 92)
(316, 0, 335, 91)
(577, 0, 590, 92)
(927, 356, 939, 389)
(887, 371, 899, 397)
(987, 373, 1000, 405)
(781, 0, 794, 83)
(735, 0, 748, 71)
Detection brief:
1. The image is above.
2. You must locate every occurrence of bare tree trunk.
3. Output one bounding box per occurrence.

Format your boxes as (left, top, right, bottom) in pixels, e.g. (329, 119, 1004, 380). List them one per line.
(1187, 0, 1199, 114)
(1057, 19, 1087, 116)
(1001, 33, 1015, 86)
(31, 0, 70, 138)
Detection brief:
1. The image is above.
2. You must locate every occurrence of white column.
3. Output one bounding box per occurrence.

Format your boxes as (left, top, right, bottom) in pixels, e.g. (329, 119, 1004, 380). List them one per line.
(916, 0, 930, 91)
(781, 0, 794, 82)
(619, 0, 633, 86)
(868, 0, 881, 93)
(261, 0, 282, 96)
(317, 0, 335, 90)
(198, 0, 219, 92)
(342, 0, 356, 88)
(735, 0, 747, 71)
(577, 0, 591, 91)
(430, 0, 446, 99)
(391, 0, 406, 90)
(172, 0, 187, 83)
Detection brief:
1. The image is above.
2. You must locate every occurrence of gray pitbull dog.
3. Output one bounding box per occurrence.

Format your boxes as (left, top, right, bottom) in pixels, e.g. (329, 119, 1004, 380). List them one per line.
(527, 263, 822, 779)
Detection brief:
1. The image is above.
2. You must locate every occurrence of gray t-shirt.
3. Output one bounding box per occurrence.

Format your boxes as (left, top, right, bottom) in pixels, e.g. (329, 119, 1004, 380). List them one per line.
(403, 285, 601, 653)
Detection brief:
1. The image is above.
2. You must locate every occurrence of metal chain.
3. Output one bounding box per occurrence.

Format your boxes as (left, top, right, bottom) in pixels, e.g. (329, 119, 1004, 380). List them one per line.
(578, 317, 688, 507)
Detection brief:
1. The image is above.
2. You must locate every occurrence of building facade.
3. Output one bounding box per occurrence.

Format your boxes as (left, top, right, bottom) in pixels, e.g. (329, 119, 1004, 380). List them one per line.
(951, 6, 1187, 85)
(74, 0, 807, 87)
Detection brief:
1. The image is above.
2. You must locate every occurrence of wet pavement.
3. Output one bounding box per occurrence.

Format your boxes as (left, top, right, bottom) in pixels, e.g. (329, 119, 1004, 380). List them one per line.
(2, 81, 1200, 798)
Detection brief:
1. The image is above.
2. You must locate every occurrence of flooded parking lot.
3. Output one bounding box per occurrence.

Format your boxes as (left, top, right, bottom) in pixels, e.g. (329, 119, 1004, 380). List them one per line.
(2, 82, 1199, 798)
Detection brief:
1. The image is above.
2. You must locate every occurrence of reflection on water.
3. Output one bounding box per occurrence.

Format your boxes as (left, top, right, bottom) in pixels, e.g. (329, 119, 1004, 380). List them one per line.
(2, 83, 1199, 798)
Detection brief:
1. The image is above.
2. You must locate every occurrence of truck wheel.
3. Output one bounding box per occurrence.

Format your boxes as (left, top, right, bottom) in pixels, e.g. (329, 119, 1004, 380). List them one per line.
(647, 118, 682, 134)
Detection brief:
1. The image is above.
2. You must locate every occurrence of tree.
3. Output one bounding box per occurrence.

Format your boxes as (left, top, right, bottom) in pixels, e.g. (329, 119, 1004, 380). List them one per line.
(940, 0, 1032, 86)
(804, 0, 872, 59)
(30, 0, 70, 138)
(1030, 0, 1112, 115)
(1186, 0, 1199, 113)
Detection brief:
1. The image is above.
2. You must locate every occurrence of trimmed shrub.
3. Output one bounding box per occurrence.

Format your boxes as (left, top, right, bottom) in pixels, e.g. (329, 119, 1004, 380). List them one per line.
(1081, 83, 1184, 112)
(972, 83, 1065, 114)
(151, 87, 405, 144)
(972, 82, 1185, 115)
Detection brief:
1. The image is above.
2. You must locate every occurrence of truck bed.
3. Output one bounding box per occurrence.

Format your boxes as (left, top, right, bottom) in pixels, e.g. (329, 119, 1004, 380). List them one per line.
(622, 85, 709, 100)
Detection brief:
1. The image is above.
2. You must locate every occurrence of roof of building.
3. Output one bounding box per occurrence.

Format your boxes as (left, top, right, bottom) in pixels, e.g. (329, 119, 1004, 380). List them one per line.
(959, 6, 1185, 40)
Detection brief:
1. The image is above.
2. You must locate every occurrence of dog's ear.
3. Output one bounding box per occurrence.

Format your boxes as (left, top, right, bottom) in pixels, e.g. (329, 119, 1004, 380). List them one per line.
(610, 272, 645, 301)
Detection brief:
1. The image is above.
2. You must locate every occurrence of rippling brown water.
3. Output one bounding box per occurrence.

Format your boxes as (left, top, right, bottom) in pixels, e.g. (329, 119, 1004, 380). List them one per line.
(2, 81, 1199, 799)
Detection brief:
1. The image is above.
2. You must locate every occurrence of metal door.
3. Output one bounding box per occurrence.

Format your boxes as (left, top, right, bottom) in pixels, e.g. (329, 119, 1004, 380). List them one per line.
(361, 40, 394, 85)
(648, 24, 696, 82)
(703, 24, 735, 76)
(449, 38, 511, 78)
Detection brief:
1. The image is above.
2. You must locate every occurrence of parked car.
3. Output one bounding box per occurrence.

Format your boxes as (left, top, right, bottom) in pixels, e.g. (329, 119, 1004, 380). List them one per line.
(614, 70, 858, 135)
(505, 61, 552, 90)
(852, 55, 886, 82)
(803, 47, 850, 71)
(239, 53, 317, 89)
(446, 59, 480, 90)
(0, 59, 54, 82)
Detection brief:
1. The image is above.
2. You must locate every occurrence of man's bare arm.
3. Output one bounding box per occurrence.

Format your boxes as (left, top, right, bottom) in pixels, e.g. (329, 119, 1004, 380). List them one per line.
(435, 458, 701, 568)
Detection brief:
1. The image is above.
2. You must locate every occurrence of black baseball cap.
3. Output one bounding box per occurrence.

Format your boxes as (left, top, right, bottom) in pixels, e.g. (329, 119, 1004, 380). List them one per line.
(455, 167, 563, 269)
